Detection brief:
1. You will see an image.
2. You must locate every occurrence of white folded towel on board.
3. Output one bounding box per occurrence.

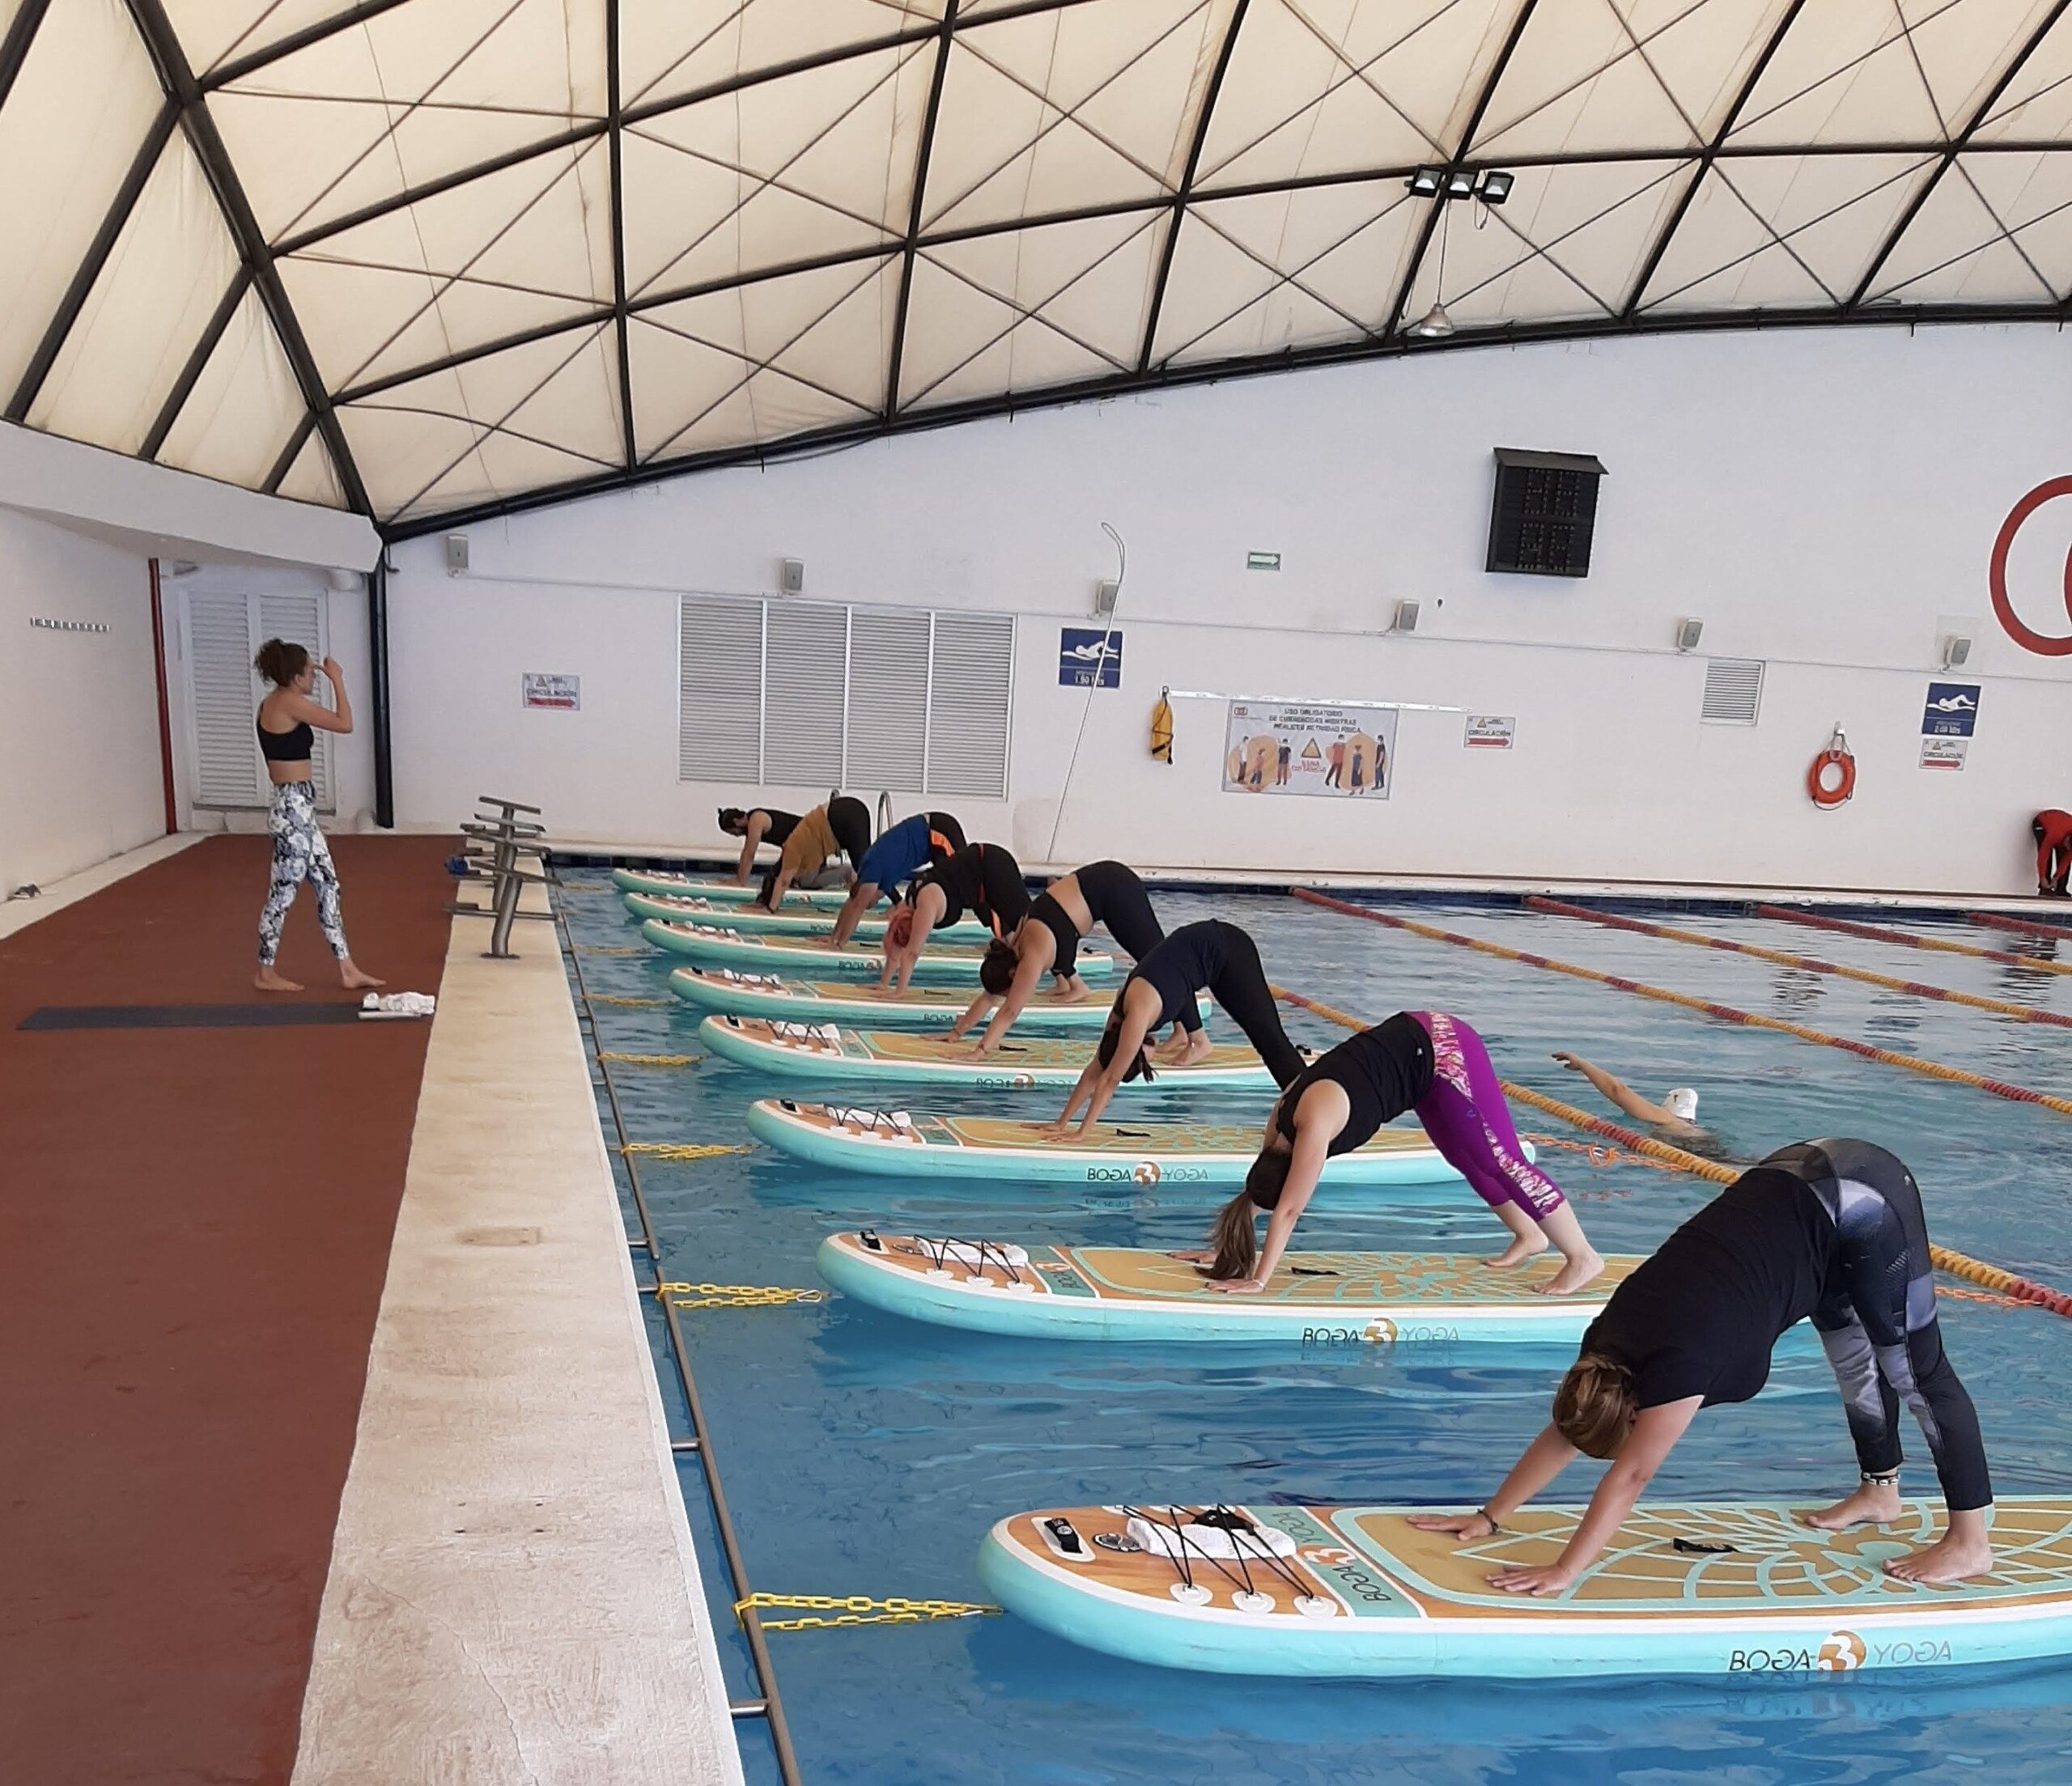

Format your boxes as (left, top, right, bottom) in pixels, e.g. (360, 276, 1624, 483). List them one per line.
(361, 991, 437, 1019)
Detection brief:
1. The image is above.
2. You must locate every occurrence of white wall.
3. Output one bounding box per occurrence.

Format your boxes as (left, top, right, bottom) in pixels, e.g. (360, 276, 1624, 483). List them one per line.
(0, 507, 166, 893)
(383, 325, 2072, 895)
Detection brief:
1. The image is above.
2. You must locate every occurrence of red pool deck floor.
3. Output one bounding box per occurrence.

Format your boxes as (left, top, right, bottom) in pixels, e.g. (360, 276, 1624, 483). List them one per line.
(0, 834, 456, 1785)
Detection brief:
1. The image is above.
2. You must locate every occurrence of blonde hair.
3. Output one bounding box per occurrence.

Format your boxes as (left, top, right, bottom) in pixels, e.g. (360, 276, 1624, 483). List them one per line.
(1205, 1192, 1260, 1281)
(1553, 1353, 1637, 1459)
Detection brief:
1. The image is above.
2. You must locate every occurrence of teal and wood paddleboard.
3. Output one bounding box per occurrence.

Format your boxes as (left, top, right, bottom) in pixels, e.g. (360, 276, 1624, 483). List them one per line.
(611, 866, 849, 907)
(669, 969, 1195, 1030)
(747, 1100, 1473, 1186)
(702, 1016, 1272, 1088)
(621, 889, 988, 941)
(980, 1498, 2072, 1678)
(643, 919, 1112, 983)
(817, 1233, 1639, 1343)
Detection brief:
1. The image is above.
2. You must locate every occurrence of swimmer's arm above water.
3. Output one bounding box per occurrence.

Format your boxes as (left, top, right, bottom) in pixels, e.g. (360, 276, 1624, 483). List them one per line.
(1552, 1053, 1684, 1129)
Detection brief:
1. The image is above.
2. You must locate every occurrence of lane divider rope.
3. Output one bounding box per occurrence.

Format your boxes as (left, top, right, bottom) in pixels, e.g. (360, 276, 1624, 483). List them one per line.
(577, 944, 648, 955)
(1526, 897, 2072, 1029)
(598, 1052, 703, 1067)
(1271, 976, 2070, 1318)
(1754, 905, 2072, 977)
(662, 1283, 827, 1308)
(1292, 889, 2072, 1119)
(586, 994, 670, 1008)
(737, 1593, 1000, 1632)
(1970, 910, 2072, 944)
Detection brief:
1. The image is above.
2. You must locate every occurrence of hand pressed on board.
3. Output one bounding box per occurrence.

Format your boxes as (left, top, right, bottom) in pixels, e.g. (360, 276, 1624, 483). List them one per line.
(1406, 1512, 1497, 1542)
(1487, 1562, 1577, 1597)
(1208, 1275, 1267, 1295)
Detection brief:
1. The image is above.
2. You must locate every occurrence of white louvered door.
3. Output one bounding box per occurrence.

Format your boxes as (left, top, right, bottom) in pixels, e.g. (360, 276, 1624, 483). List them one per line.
(182, 589, 332, 811)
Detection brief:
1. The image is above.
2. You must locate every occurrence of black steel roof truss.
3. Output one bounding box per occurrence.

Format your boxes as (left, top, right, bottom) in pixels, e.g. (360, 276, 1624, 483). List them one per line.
(0, 0, 54, 113)
(141, 263, 253, 460)
(606, 0, 635, 469)
(885, 0, 960, 421)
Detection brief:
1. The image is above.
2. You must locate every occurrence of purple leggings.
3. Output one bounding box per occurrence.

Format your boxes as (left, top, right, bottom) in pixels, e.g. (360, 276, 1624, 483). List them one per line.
(1410, 1012, 1565, 1220)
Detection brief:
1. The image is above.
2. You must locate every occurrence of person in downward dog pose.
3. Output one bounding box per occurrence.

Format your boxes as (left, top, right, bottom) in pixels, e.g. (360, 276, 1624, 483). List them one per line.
(1191, 1013, 1601, 1296)
(950, 859, 1193, 1057)
(1410, 1139, 1993, 1589)
(252, 640, 382, 994)
(718, 804, 800, 884)
(880, 842, 1030, 991)
(753, 795, 872, 912)
(823, 811, 966, 948)
(1049, 919, 1304, 1135)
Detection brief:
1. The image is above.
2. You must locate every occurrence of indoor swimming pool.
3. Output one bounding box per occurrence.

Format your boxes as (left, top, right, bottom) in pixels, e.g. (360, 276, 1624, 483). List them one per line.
(560, 881, 2072, 1786)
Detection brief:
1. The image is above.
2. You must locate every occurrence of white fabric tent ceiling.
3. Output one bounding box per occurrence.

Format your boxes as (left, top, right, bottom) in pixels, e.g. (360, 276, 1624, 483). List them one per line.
(4, 0, 2070, 534)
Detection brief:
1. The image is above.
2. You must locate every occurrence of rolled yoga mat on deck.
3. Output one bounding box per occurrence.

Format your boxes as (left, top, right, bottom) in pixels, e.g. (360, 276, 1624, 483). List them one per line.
(669, 968, 1179, 1030)
(643, 919, 1113, 983)
(979, 1500, 2072, 1679)
(621, 889, 989, 941)
(747, 1100, 1474, 1186)
(611, 867, 851, 906)
(702, 1016, 1273, 1088)
(817, 1234, 1640, 1343)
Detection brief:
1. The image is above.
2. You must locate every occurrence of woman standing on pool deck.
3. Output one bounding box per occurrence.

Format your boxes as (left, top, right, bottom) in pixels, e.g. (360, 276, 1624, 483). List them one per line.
(951, 860, 1194, 1058)
(1194, 1013, 1601, 1296)
(823, 811, 966, 948)
(1049, 919, 1305, 1135)
(253, 640, 382, 994)
(1411, 1139, 1993, 1589)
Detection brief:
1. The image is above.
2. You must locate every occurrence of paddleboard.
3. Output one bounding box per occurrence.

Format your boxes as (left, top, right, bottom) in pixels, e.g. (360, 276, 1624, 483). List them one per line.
(669, 968, 1170, 1030)
(702, 1017, 1273, 1088)
(643, 919, 1113, 983)
(817, 1233, 1639, 1343)
(747, 1100, 1476, 1186)
(980, 1499, 2072, 1678)
(621, 889, 989, 941)
(611, 867, 850, 907)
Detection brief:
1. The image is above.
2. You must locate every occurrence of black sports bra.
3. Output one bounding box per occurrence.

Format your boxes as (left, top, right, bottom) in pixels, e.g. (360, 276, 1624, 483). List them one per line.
(257, 715, 314, 762)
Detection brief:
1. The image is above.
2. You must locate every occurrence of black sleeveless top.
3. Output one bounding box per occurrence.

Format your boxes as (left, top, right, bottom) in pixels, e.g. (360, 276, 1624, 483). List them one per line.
(1025, 891, 1081, 977)
(754, 808, 801, 846)
(918, 843, 1030, 936)
(257, 716, 314, 762)
(1275, 1014, 1434, 1156)
(1127, 920, 1242, 1029)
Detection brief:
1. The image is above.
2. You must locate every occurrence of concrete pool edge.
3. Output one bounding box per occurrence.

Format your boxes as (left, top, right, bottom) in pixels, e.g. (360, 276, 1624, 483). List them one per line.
(288, 888, 745, 1786)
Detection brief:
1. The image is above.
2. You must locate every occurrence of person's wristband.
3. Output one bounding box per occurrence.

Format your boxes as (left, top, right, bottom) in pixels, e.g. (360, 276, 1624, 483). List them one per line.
(1477, 1508, 1503, 1534)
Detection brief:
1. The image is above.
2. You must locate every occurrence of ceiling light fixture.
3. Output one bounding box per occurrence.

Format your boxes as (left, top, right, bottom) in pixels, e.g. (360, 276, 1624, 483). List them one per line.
(1479, 169, 1515, 206)
(1408, 166, 1445, 197)
(1444, 168, 1478, 201)
(1409, 196, 1457, 340)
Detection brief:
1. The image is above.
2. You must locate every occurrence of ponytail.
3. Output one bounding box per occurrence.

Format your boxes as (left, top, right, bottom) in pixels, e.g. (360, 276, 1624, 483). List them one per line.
(979, 938, 1017, 996)
(1207, 1192, 1260, 1281)
(1094, 1016, 1154, 1084)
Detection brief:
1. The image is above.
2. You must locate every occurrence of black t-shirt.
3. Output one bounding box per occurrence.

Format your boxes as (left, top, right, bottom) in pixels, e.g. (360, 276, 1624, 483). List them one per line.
(754, 808, 800, 846)
(1580, 1169, 1835, 1410)
(1275, 1015, 1433, 1156)
(1129, 919, 1238, 1029)
(918, 843, 1029, 935)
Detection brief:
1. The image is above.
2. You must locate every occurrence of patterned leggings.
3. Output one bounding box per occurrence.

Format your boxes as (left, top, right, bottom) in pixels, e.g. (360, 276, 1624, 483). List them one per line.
(1412, 1012, 1567, 1220)
(259, 782, 348, 965)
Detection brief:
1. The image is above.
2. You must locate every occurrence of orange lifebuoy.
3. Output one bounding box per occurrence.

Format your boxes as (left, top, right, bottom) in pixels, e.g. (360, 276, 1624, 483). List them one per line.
(1808, 746, 1856, 808)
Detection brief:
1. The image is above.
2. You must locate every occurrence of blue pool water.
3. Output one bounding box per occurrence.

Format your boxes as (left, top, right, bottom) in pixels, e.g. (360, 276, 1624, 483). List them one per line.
(559, 885, 2072, 1784)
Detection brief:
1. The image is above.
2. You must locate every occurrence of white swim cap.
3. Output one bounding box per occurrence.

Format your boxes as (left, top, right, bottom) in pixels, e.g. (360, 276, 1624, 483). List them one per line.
(1662, 1088, 1700, 1123)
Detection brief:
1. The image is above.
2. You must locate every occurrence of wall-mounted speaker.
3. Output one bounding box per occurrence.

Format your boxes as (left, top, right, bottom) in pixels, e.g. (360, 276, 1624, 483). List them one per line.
(1675, 617, 1704, 651)
(1093, 579, 1119, 617)
(1392, 599, 1420, 634)
(1487, 448, 1605, 578)
(444, 534, 470, 575)
(779, 557, 805, 595)
(1941, 634, 1972, 669)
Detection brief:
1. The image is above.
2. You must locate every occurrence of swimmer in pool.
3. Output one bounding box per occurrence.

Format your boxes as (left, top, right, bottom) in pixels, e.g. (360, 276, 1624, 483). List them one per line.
(881, 842, 1030, 991)
(1411, 1139, 1994, 1589)
(949, 860, 1190, 1058)
(1187, 1014, 1602, 1296)
(1552, 1052, 1705, 1139)
(1048, 919, 1305, 1135)
(824, 811, 965, 949)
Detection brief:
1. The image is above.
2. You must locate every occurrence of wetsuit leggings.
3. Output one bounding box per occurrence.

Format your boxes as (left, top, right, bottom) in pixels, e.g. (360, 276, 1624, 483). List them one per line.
(1203, 930, 1306, 1086)
(1412, 1012, 1565, 1220)
(2036, 810, 2072, 895)
(1768, 1140, 1991, 1512)
(259, 782, 348, 965)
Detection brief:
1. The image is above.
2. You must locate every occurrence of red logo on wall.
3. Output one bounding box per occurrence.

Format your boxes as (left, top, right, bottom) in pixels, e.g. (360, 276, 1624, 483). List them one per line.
(1990, 477, 2072, 656)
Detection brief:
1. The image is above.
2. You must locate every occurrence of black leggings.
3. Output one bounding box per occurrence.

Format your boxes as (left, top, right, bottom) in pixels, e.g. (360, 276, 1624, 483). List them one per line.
(1768, 1139, 1992, 1512)
(1190, 926, 1302, 1085)
(827, 796, 872, 872)
(1075, 861, 1200, 1035)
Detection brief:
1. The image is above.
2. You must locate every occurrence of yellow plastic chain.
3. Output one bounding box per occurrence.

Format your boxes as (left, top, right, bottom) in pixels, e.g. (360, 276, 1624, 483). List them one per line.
(598, 1052, 702, 1067)
(618, 1142, 750, 1160)
(576, 944, 648, 955)
(661, 1283, 827, 1308)
(586, 994, 669, 1008)
(737, 1593, 1000, 1632)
